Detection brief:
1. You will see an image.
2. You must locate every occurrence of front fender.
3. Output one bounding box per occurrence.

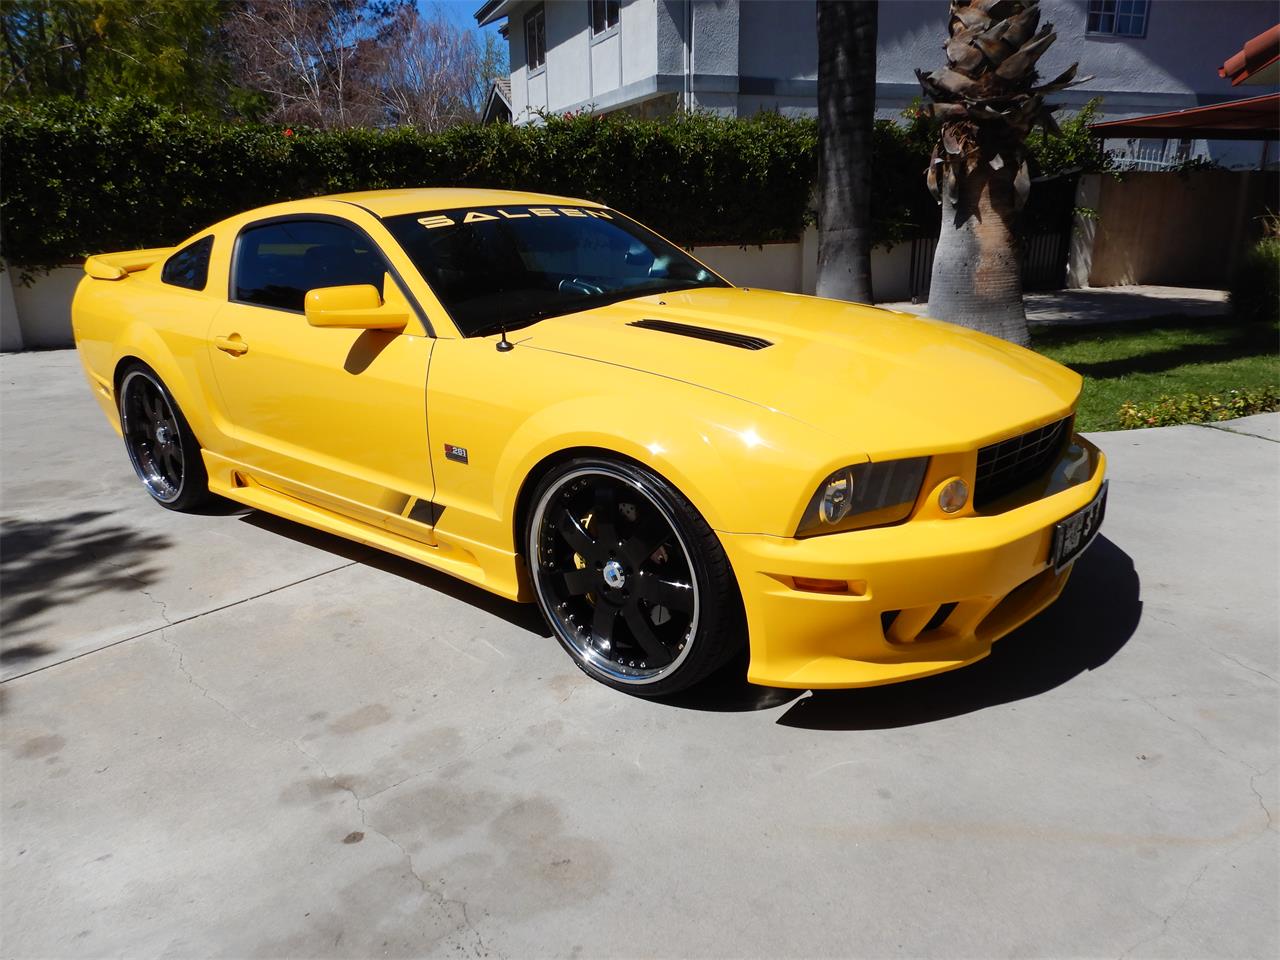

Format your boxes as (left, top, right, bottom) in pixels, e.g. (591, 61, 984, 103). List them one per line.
(426, 339, 852, 558)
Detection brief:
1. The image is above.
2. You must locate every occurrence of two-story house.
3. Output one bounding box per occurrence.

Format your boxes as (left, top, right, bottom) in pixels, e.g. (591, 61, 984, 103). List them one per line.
(475, 0, 1279, 166)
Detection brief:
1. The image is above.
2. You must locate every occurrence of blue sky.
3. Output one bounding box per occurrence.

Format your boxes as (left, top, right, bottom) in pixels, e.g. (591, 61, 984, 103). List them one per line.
(425, 0, 507, 40)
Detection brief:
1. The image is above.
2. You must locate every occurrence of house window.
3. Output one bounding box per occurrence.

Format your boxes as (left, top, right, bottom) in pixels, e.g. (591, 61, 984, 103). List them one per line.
(591, 0, 620, 36)
(525, 5, 546, 71)
(1087, 0, 1149, 37)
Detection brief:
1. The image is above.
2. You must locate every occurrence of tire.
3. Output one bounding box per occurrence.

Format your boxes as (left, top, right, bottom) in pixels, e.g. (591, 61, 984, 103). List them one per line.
(526, 456, 745, 696)
(117, 364, 211, 512)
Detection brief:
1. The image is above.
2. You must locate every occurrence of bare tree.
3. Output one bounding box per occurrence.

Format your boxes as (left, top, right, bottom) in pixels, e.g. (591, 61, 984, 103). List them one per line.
(227, 0, 501, 130)
(815, 0, 878, 304)
(226, 0, 396, 128)
(370, 4, 480, 131)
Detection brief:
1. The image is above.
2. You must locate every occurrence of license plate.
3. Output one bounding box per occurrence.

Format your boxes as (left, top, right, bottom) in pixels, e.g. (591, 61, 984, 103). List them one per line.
(1051, 481, 1108, 572)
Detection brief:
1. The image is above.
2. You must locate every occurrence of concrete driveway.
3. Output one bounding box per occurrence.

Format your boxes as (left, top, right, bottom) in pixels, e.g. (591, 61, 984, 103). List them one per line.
(2, 350, 1276, 959)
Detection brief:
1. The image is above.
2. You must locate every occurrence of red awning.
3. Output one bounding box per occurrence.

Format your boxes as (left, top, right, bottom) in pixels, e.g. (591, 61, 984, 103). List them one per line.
(1219, 24, 1280, 86)
(1089, 93, 1280, 142)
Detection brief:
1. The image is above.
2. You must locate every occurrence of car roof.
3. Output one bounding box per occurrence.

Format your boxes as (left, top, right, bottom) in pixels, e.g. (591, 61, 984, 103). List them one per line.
(321, 187, 604, 217)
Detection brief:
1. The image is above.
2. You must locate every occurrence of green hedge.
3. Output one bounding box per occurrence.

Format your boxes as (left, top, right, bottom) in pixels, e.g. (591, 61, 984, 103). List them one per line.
(0, 99, 820, 266)
(1, 97, 1092, 268)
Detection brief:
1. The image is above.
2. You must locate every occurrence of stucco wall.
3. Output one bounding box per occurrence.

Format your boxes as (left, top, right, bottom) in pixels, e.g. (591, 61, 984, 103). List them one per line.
(507, 0, 663, 120)
(0, 241, 922, 350)
(1, 269, 23, 351)
(509, 0, 1278, 131)
(2, 265, 81, 351)
(690, 227, 916, 302)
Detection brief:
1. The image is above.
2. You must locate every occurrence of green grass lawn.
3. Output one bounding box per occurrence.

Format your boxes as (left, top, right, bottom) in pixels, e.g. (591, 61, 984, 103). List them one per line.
(1032, 316, 1280, 431)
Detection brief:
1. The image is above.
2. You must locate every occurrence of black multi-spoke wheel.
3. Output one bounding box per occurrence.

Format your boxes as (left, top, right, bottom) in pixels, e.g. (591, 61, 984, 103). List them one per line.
(527, 458, 744, 695)
(118, 365, 210, 511)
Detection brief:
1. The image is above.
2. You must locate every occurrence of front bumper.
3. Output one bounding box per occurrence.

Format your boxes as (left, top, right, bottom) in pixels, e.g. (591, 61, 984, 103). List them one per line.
(721, 436, 1107, 689)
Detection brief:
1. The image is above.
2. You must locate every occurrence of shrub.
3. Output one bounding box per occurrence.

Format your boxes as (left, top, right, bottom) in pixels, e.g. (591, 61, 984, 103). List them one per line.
(1229, 230, 1280, 325)
(1116, 387, 1280, 429)
(2, 99, 824, 267)
(0, 97, 1102, 269)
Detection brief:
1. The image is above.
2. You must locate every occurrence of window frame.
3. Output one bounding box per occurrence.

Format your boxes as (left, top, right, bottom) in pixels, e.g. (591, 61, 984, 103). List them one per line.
(524, 4, 547, 73)
(590, 0, 620, 40)
(227, 213, 432, 335)
(1086, 0, 1150, 38)
(161, 235, 215, 292)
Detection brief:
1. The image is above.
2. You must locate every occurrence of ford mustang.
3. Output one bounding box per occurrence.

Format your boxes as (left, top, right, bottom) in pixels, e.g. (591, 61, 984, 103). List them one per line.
(73, 188, 1107, 696)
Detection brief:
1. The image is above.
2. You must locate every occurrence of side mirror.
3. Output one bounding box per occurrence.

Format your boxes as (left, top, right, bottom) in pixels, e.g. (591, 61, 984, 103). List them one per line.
(304, 282, 408, 330)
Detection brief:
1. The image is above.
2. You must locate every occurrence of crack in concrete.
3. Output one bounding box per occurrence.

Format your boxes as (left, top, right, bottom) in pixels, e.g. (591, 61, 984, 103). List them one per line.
(1248, 765, 1276, 833)
(89, 550, 175, 624)
(1145, 614, 1277, 687)
(156, 630, 497, 958)
(1135, 695, 1265, 778)
(1189, 422, 1279, 444)
(1208, 647, 1278, 686)
(1116, 701, 1277, 958)
(2, 561, 359, 683)
(1118, 859, 1213, 960)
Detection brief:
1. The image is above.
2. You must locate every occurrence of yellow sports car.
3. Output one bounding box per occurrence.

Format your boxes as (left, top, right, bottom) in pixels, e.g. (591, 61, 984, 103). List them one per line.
(73, 188, 1107, 696)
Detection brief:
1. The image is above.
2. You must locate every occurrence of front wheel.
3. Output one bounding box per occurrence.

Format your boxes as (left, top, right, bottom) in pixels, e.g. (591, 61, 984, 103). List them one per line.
(118, 365, 210, 511)
(526, 457, 745, 696)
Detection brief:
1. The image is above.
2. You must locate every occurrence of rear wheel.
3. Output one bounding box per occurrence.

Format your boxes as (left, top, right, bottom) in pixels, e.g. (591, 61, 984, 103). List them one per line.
(118, 365, 210, 511)
(526, 457, 745, 696)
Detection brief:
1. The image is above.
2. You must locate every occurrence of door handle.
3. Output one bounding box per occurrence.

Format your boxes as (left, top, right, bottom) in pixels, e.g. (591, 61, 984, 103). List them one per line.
(214, 335, 248, 356)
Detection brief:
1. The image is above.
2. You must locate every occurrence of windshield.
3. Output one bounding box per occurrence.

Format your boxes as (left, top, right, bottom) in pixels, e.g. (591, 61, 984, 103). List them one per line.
(382, 205, 728, 336)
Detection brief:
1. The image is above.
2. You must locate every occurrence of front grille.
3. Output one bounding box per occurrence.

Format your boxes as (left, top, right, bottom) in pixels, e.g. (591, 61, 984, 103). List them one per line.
(974, 416, 1071, 509)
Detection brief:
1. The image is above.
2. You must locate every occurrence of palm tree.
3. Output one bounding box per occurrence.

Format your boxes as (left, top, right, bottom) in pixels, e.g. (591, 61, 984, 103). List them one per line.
(917, 0, 1088, 345)
(815, 0, 878, 304)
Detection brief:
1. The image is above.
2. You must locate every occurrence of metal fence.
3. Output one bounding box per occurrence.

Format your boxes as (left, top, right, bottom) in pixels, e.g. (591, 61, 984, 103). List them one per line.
(908, 231, 1072, 302)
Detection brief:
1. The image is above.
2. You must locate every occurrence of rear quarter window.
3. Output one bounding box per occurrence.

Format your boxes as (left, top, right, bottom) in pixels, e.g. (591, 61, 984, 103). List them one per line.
(161, 236, 214, 291)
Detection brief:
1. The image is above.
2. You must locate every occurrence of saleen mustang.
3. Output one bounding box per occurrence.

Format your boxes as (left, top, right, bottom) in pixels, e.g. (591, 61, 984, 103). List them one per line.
(73, 188, 1107, 696)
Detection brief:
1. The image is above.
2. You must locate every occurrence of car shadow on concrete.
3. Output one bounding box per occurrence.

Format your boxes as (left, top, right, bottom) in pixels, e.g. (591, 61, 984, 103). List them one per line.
(238, 511, 552, 638)
(771, 535, 1142, 730)
(236, 512, 1139, 724)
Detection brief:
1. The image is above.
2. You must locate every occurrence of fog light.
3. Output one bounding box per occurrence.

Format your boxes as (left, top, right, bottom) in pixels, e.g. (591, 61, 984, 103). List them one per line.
(938, 478, 968, 513)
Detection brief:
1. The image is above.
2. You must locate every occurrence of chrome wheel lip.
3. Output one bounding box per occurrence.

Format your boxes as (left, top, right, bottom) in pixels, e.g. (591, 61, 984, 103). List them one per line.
(119, 370, 185, 504)
(529, 465, 701, 686)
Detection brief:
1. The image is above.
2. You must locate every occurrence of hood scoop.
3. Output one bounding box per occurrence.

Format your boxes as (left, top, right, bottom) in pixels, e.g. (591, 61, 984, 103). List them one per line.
(628, 318, 772, 351)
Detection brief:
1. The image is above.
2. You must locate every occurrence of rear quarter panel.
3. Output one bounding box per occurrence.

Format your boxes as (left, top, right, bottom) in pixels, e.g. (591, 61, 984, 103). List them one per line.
(72, 263, 226, 446)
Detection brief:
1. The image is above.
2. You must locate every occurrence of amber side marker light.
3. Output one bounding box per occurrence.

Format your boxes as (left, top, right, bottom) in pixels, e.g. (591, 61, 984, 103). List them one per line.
(792, 577, 866, 595)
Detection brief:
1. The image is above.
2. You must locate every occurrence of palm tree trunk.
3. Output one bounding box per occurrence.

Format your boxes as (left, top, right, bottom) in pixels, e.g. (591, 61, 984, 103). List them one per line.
(928, 159, 1030, 345)
(815, 0, 877, 304)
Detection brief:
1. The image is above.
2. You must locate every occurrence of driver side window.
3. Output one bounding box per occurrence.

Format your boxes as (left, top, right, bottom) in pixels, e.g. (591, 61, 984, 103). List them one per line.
(233, 219, 386, 312)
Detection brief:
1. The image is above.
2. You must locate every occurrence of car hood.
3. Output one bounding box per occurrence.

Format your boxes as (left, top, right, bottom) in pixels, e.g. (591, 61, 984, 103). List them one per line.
(519, 287, 1081, 456)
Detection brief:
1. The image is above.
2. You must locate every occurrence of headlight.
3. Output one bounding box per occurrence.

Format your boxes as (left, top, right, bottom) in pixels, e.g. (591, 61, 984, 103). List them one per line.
(796, 457, 929, 537)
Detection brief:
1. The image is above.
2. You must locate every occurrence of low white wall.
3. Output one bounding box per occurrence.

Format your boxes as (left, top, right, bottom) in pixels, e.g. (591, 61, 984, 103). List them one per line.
(2, 264, 81, 351)
(2, 239, 921, 352)
(0, 267, 23, 352)
(691, 225, 917, 302)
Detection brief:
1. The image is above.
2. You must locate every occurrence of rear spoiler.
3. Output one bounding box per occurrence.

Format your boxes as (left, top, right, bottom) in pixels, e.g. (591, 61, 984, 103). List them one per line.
(83, 247, 173, 281)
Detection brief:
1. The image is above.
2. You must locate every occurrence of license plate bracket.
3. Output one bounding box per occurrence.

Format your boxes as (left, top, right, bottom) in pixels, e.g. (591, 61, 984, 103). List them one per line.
(1051, 480, 1108, 573)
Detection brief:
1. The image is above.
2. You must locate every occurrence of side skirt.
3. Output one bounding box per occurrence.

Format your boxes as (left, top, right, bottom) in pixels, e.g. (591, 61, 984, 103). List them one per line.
(202, 450, 529, 602)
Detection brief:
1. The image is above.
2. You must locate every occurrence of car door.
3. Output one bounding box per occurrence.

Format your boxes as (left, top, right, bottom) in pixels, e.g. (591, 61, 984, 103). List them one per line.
(208, 215, 437, 540)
